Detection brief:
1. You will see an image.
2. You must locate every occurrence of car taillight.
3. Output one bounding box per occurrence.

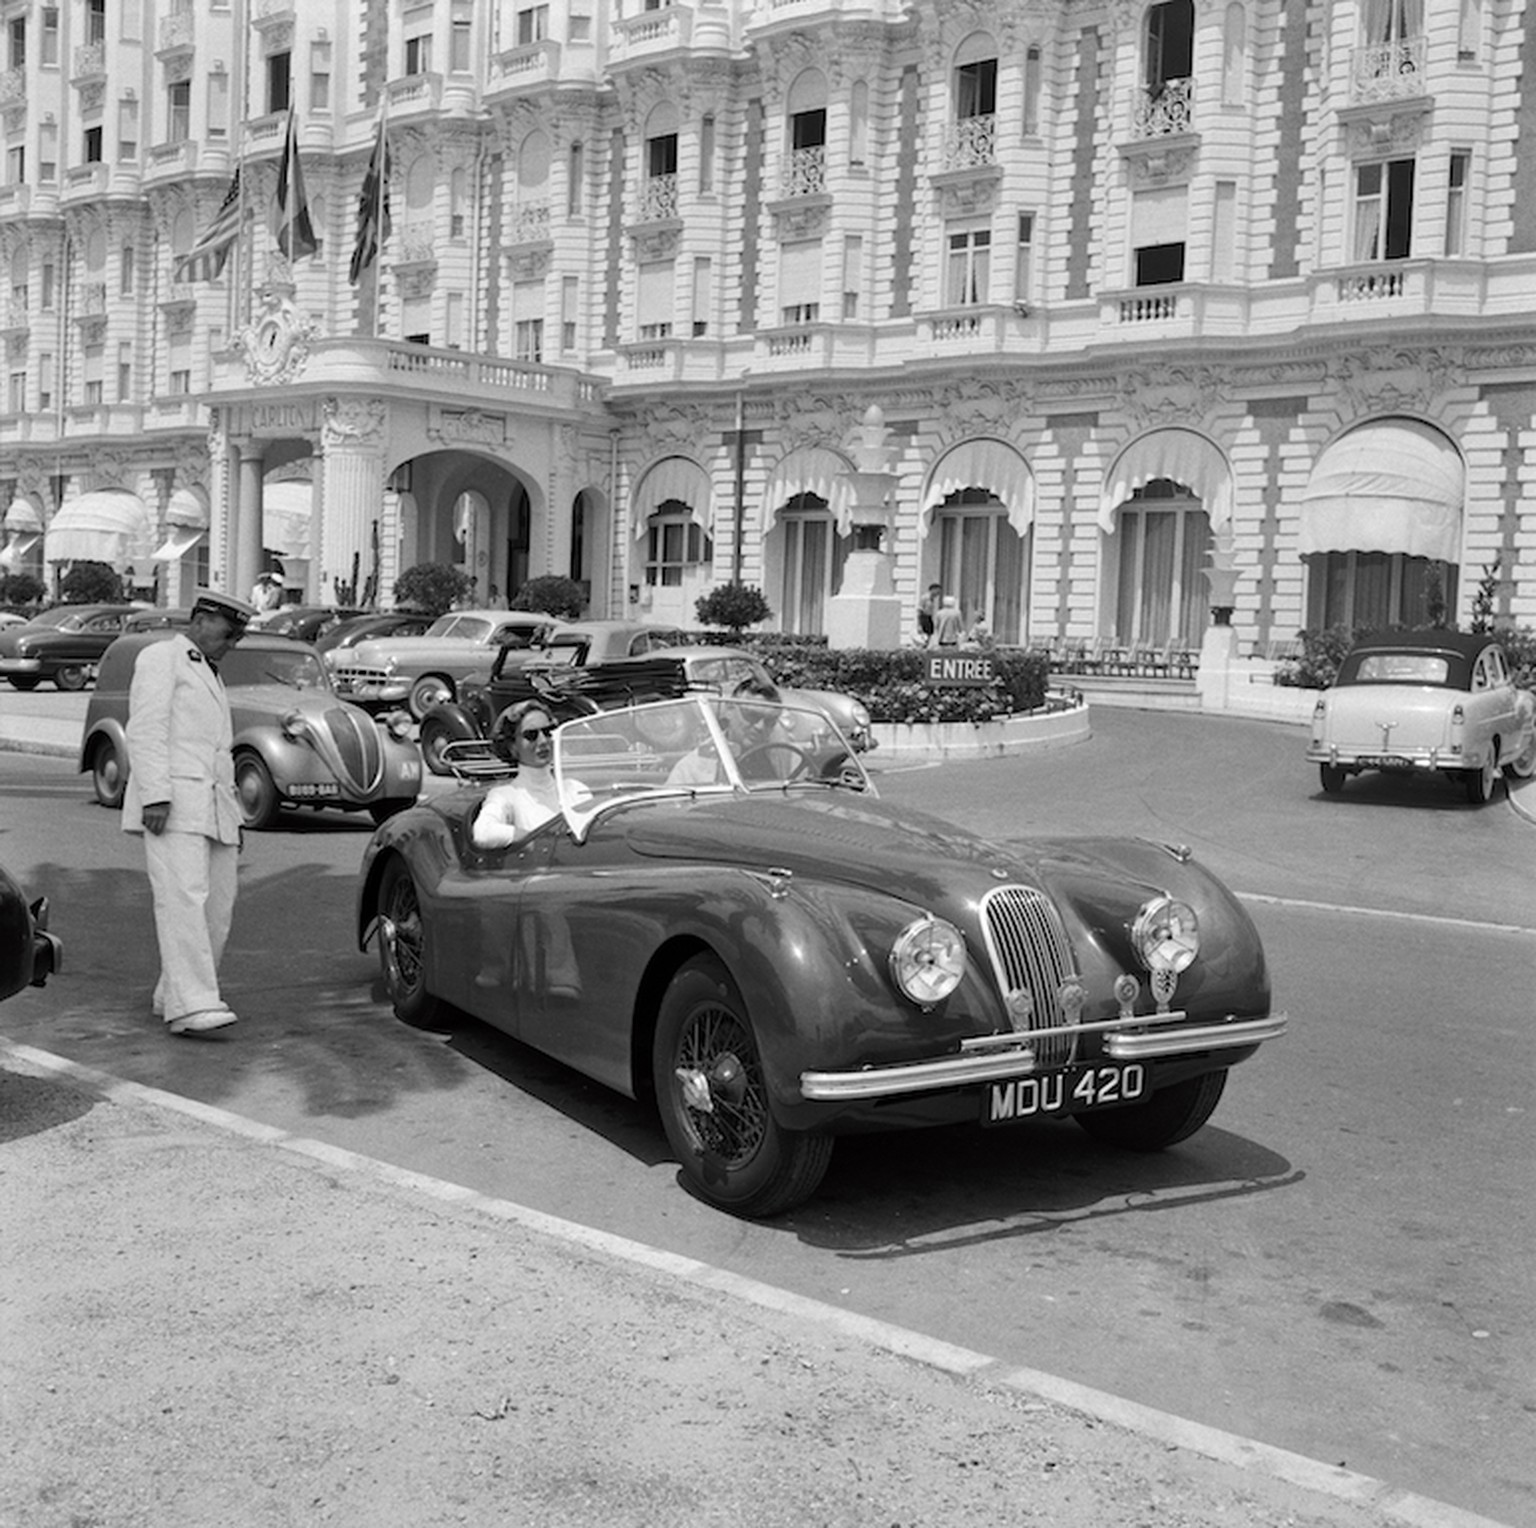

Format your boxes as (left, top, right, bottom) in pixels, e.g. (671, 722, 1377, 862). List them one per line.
(1449, 702, 1465, 755)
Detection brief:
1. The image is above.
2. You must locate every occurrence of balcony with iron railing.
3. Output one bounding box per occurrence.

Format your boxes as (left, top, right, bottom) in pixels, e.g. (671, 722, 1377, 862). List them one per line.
(782, 144, 827, 196)
(0, 67, 24, 106)
(637, 173, 680, 223)
(1351, 37, 1427, 103)
(1132, 78, 1193, 138)
(944, 113, 997, 170)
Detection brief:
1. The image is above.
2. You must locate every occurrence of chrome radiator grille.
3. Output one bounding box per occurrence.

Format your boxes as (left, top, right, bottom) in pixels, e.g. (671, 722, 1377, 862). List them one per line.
(980, 885, 1081, 1066)
(322, 706, 383, 793)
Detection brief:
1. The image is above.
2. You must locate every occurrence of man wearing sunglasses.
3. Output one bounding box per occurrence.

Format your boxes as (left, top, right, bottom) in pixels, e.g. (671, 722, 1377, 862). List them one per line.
(471, 699, 585, 848)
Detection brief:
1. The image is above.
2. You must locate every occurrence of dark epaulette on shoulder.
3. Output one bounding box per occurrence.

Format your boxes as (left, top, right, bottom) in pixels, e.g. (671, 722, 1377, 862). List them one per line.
(188, 648, 204, 664)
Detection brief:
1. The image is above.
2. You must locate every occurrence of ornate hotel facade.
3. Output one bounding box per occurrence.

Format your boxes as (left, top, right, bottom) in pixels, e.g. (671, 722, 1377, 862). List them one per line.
(1, 0, 1534, 651)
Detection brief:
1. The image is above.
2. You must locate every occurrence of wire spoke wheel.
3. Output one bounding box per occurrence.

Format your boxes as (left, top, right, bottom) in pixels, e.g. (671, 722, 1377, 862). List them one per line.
(377, 859, 441, 1026)
(654, 955, 832, 1217)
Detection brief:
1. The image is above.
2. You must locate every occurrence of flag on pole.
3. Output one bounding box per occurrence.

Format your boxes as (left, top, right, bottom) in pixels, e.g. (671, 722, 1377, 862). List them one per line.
(174, 170, 243, 283)
(349, 109, 391, 284)
(273, 109, 320, 262)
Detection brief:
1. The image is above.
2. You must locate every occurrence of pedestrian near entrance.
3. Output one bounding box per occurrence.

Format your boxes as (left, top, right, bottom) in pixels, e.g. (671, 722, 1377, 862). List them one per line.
(249, 570, 283, 612)
(933, 594, 965, 648)
(917, 582, 942, 645)
(122, 589, 256, 1036)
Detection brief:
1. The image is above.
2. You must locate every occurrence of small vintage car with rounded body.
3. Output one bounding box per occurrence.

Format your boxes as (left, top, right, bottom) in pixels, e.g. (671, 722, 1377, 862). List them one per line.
(0, 603, 139, 691)
(80, 631, 423, 829)
(1306, 629, 1536, 803)
(359, 695, 1286, 1216)
(329, 608, 562, 718)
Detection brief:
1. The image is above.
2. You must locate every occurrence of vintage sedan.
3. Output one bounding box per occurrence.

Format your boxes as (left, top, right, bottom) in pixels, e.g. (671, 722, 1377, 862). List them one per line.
(359, 695, 1285, 1216)
(248, 605, 362, 644)
(330, 607, 563, 717)
(316, 610, 435, 662)
(81, 631, 423, 829)
(0, 603, 139, 691)
(1306, 629, 1536, 803)
(0, 861, 61, 1003)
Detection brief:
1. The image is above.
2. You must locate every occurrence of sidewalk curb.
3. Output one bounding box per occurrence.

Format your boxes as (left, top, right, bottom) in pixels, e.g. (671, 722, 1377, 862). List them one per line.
(1, 1037, 1511, 1528)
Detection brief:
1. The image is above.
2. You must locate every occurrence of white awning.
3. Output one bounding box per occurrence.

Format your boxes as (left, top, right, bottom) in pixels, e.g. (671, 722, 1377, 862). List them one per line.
(1100, 429, 1234, 531)
(0, 533, 41, 569)
(922, 438, 1035, 537)
(152, 526, 207, 562)
(1298, 420, 1463, 563)
(3, 499, 43, 532)
(264, 481, 313, 559)
(630, 456, 712, 534)
(763, 447, 855, 533)
(165, 487, 209, 529)
(43, 490, 155, 568)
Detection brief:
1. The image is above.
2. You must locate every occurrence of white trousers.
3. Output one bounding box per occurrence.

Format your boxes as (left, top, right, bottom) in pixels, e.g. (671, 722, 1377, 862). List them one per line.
(144, 831, 238, 1021)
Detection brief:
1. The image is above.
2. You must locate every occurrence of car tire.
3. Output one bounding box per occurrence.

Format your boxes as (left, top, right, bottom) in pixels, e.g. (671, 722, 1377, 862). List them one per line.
(234, 752, 281, 830)
(1319, 763, 1347, 794)
(91, 737, 126, 809)
(1074, 1069, 1228, 1152)
(53, 664, 88, 692)
(653, 954, 833, 1218)
(1509, 727, 1536, 780)
(418, 715, 458, 776)
(408, 674, 453, 721)
(1464, 750, 1497, 805)
(6, 676, 39, 691)
(376, 858, 444, 1028)
(368, 799, 414, 827)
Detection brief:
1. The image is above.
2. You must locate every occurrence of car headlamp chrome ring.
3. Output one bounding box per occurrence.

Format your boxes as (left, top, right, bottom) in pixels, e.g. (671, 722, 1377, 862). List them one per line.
(280, 709, 308, 741)
(1131, 896, 1199, 974)
(889, 916, 966, 1006)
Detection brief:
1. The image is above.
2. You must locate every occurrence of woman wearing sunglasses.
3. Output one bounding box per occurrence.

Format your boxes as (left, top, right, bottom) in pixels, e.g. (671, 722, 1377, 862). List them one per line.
(471, 699, 580, 848)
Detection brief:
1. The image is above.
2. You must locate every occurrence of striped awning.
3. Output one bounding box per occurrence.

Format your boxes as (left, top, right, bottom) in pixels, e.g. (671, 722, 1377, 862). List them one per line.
(762, 447, 856, 533)
(921, 438, 1035, 537)
(165, 487, 210, 529)
(630, 456, 713, 534)
(0, 533, 40, 569)
(3, 498, 43, 532)
(1100, 429, 1234, 531)
(43, 490, 155, 567)
(1299, 420, 1463, 563)
(152, 526, 207, 562)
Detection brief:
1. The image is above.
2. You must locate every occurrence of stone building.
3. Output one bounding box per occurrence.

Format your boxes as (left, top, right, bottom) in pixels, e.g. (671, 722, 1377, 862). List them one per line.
(0, 0, 1532, 654)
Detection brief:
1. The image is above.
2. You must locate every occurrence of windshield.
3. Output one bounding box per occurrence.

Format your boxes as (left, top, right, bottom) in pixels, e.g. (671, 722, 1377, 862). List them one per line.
(423, 614, 468, 639)
(222, 647, 331, 691)
(30, 608, 83, 630)
(551, 696, 870, 836)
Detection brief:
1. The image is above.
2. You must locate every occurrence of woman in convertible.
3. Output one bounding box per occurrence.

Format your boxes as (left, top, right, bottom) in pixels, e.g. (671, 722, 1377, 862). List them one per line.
(471, 699, 585, 847)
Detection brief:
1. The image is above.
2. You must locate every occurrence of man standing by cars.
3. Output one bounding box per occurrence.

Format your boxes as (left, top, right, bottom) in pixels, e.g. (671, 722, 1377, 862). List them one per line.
(122, 590, 255, 1036)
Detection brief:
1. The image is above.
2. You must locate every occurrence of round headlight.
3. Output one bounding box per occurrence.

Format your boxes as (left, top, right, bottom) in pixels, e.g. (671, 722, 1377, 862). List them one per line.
(280, 709, 308, 741)
(851, 702, 871, 729)
(1131, 896, 1199, 974)
(384, 710, 413, 739)
(889, 916, 967, 1006)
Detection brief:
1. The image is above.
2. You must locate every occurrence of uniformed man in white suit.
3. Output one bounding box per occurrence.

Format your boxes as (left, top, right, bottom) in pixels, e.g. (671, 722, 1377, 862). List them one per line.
(122, 590, 256, 1036)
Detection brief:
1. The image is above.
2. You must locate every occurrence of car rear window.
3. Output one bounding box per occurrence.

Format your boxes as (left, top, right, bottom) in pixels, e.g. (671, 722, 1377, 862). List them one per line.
(1348, 653, 1452, 685)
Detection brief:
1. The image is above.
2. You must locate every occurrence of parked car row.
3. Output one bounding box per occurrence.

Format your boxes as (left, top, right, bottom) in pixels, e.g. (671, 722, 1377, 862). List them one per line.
(0, 603, 140, 690)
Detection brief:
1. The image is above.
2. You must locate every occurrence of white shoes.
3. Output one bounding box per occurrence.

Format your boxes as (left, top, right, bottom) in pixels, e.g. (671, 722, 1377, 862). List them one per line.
(166, 1008, 238, 1036)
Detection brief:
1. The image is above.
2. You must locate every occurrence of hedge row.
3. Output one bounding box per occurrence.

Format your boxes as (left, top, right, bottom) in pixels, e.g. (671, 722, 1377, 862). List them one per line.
(698, 632, 1051, 724)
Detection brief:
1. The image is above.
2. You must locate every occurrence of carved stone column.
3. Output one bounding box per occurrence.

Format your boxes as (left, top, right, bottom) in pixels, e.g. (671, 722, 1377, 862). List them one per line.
(319, 397, 389, 607)
(236, 446, 266, 599)
(825, 405, 904, 651)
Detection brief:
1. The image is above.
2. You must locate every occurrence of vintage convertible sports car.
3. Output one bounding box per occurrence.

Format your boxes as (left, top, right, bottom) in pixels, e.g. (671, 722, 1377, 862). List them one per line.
(0, 862, 61, 1003)
(358, 695, 1286, 1216)
(81, 631, 423, 829)
(417, 633, 872, 773)
(1306, 629, 1536, 803)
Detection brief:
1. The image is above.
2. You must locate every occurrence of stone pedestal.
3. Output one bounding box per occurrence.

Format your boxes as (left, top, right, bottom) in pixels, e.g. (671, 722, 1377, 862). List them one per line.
(826, 549, 903, 650)
(1195, 621, 1240, 710)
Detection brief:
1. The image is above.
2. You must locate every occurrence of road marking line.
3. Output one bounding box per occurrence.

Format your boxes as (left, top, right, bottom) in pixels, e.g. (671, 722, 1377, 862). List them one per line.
(1238, 891, 1536, 939)
(0, 1038, 1516, 1528)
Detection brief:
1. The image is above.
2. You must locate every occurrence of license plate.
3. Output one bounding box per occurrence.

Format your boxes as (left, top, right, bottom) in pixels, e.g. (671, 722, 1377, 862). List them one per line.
(287, 782, 340, 798)
(1357, 755, 1414, 770)
(982, 1063, 1146, 1126)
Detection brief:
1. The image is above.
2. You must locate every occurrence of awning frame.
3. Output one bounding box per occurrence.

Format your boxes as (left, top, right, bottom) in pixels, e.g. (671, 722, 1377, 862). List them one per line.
(630, 456, 713, 535)
(1100, 429, 1233, 532)
(921, 438, 1036, 538)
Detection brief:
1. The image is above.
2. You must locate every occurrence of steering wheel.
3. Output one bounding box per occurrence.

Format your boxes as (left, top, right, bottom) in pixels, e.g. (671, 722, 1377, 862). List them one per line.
(736, 742, 812, 783)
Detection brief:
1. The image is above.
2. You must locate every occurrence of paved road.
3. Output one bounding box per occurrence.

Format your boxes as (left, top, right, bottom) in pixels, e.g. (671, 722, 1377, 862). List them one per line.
(3, 706, 1533, 1524)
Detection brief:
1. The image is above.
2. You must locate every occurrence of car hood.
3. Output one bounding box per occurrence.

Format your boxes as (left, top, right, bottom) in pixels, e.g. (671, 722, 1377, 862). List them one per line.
(343, 635, 493, 666)
(616, 794, 1199, 921)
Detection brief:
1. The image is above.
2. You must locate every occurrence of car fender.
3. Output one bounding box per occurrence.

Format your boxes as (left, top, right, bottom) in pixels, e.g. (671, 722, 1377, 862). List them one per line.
(421, 697, 486, 743)
(79, 715, 128, 776)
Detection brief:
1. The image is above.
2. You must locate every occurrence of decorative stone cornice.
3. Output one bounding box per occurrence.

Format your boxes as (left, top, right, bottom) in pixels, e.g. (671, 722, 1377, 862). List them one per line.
(322, 396, 389, 451)
(1118, 133, 1200, 188)
(429, 407, 510, 448)
(1336, 97, 1433, 157)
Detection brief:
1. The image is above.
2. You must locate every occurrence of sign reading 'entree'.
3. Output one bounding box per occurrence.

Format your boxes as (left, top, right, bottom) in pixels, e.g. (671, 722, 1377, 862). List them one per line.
(924, 654, 997, 687)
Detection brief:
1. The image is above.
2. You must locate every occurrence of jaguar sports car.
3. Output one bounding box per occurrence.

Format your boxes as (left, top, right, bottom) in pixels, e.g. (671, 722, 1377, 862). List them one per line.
(358, 696, 1286, 1216)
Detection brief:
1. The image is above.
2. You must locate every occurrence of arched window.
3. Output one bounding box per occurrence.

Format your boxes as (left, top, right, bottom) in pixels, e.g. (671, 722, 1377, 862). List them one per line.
(785, 69, 828, 196)
(643, 102, 680, 219)
(645, 502, 712, 587)
(778, 492, 848, 637)
(1145, 0, 1194, 89)
(932, 488, 1028, 644)
(1113, 481, 1211, 648)
(849, 79, 869, 167)
(516, 130, 551, 241)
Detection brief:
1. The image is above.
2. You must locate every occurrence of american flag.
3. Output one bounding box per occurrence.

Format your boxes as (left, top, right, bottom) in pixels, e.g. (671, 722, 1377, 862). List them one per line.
(173, 171, 242, 284)
(349, 110, 391, 284)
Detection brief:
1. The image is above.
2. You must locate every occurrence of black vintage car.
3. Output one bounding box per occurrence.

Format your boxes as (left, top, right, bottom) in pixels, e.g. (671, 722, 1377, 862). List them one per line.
(0, 604, 139, 691)
(0, 863, 61, 1003)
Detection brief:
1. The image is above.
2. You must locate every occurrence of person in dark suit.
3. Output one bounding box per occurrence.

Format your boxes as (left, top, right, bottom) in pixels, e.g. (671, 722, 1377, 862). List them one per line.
(122, 589, 255, 1036)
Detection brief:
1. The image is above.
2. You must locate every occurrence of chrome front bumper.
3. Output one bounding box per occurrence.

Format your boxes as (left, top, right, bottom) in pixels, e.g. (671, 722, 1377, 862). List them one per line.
(800, 1012, 1288, 1102)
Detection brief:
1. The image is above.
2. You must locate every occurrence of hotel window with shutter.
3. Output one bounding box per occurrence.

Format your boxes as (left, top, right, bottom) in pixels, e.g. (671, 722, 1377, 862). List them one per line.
(84, 346, 104, 405)
(40, 123, 57, 182)
(451, 10, 472, 71)
(117, 342, 132, 401)
(8, 16, 23, 68)
(86, 0, 104, 45)
(118, 98, 137, 161)
(119, 245, 134, 296)
(780, 241, 821, 324)
(514, 281, 544, 361)
(84, 126, 103, 164)
(946, 227, 990, 306)
(1445, 149, 1470, 255)
(567, 140, 584, 216)
(169, 334, 191, 394)
(8, 371, 23, 415)
(310, 41, 330, 112)
(1013, 214, 1033, 301)
(1022, 46, 1041, 136)
(168, 79, 190, 143)
(208, 71, 228, 139)
(842, 236, 862, 319)
(699, 115, 715, 194)
(267, 50, 290, 113)
(1354, 158, 1414, 261)
(39, 353, 54, 410)
(691, 258, 710, 335)
(42, 7, 58, 65)
(5, 146, 21, 184)
(637, 261, 673, 339)
(562, 277, 579, 351)
(405, 32, 431, 74)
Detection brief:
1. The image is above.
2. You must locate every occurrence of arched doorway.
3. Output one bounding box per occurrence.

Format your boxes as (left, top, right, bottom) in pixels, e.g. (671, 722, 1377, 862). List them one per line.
(1298, 419, 1462, 630)
(761, 447, 854, 635)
